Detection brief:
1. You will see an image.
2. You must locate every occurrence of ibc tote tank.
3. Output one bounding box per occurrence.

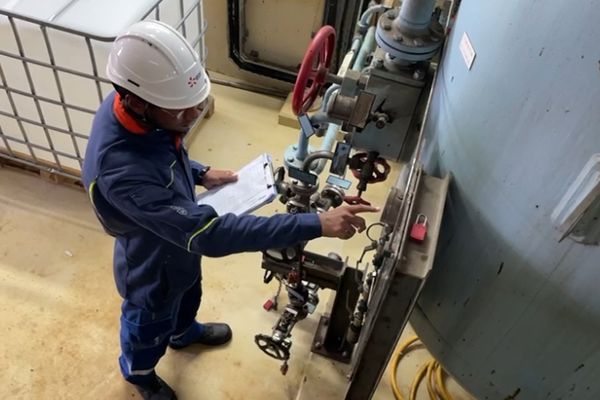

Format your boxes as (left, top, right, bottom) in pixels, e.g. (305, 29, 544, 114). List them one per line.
(412, 0, 600, 399)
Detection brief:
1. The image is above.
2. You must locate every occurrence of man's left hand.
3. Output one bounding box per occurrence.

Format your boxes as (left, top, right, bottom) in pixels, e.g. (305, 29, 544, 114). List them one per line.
(202, 169, 238, 189)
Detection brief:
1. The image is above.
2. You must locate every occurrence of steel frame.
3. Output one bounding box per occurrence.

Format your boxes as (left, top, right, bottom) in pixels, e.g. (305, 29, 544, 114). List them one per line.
(0, 0, 207, 180)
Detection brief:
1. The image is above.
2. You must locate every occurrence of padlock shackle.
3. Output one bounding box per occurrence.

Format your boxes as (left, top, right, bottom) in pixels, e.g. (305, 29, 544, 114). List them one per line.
(415, 214, 428, 225)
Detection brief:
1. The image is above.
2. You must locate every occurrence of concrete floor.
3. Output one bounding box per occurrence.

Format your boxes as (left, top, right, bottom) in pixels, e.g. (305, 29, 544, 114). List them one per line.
(0, 84, 474, 399)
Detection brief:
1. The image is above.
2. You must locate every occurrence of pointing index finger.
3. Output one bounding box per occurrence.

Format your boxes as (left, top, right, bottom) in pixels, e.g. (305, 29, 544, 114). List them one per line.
(347, 204, 380, 214)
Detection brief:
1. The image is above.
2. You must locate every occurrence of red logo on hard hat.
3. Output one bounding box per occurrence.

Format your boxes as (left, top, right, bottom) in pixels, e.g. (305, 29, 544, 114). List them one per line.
(188, 72, 203, 88)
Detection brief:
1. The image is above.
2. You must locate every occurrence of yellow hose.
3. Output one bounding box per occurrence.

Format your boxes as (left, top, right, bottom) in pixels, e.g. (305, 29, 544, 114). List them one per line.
(409, 362, 429, 400)
(390, 336, 420, 400)
(425, 360, 438, 400)
(435, 361, 452, 400)
(389, 337, 453, 400)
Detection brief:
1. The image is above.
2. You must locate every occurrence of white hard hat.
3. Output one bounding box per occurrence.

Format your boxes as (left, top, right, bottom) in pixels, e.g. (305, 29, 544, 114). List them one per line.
(106, 20, 210, 109)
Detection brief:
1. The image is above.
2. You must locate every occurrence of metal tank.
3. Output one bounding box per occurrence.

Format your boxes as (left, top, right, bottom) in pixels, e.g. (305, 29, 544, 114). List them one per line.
(412, 1, 600, 399)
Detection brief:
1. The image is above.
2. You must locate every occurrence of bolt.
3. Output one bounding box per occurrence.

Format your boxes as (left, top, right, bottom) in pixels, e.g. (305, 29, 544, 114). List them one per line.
(287, 156, 294, 162)
(413, 69, 425, 80)
(342, 351, 350, 358)
(314, 341, 322, 349)
(374, 58, 384, 68)
(387, 11, 397, 20)
(393, 33, 403, 43)
(292, 145, 298, 150)
(382, 21, 392, 31)
(413, 38, 424, 46)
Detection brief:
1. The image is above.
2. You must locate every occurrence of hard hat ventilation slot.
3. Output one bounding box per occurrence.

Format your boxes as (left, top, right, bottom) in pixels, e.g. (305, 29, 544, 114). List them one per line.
(127, 79, 140, 87)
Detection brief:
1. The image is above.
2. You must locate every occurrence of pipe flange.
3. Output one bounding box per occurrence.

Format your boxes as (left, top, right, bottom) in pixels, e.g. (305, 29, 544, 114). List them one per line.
(375, 9, 444, 62)
(291, 179, 319, 196)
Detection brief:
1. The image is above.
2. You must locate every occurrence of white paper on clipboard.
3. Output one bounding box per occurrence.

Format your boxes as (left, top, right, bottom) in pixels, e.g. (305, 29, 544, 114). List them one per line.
(196, 153, 277, 216)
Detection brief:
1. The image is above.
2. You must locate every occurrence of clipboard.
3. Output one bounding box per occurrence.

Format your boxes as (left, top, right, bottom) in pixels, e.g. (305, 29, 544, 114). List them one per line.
(196, 153, 278, 216)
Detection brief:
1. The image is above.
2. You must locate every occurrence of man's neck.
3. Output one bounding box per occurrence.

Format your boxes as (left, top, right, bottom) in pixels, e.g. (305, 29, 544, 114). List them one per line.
(112, 93, 152, 135)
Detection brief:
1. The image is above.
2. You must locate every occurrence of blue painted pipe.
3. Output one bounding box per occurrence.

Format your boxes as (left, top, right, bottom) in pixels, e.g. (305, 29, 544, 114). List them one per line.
(293, 6, 380, 172)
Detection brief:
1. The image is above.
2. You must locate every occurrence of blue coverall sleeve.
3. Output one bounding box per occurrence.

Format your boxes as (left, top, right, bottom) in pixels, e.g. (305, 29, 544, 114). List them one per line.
(97, 175, 322, 257)
(189, 160, 208, 185)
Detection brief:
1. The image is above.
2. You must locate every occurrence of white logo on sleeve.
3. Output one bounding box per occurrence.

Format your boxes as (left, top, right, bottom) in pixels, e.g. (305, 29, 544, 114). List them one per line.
(168, 205, 188, 216)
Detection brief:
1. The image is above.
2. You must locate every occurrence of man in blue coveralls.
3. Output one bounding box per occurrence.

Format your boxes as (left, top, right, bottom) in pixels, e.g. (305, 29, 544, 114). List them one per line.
(82, 20, 376, 400)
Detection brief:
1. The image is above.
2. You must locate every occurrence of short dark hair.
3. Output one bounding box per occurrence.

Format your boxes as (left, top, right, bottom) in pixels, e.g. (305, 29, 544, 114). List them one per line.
(112, 84, 131, 98)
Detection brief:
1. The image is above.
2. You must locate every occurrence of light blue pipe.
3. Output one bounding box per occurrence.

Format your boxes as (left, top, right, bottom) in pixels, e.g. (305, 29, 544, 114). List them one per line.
(309, 26, 378, 174)
(295, 128, 309, 161)
(353, 26, 377, 71)
(292, 6, 381, 173)
(321, 84, 340, 113)
(357, 4, 389, 31)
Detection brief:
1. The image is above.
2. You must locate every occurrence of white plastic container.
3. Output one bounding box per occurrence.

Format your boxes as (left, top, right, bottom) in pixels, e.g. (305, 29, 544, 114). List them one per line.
(0, 0, 205, 173)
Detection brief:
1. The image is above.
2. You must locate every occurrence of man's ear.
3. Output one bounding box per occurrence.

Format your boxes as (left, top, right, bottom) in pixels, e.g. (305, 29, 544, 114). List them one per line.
(123, 93, 147, 115)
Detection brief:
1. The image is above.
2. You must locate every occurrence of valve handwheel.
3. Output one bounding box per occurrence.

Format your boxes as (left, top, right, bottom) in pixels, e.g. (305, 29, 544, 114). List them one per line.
(291, 25, 336, 116)
(349, 152, 391, 183)
(255, 334, 290, 361)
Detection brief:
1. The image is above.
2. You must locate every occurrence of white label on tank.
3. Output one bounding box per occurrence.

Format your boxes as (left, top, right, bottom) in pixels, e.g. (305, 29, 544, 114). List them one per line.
(459, 32, 476, 70)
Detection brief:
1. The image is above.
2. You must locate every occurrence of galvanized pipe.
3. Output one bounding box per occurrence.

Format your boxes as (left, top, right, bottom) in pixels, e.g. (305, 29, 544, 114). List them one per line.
(9, 17, 62, 168)
(0, 63, 37, 162)
(0, 152, 80, 181)
(0, 126, 14, 156)
(41, 26, 83, 168)
(0, 85, 97, 115)
(0, 50, 111, 83)
(0, 110, 89, 140)
(3, 135, 82, 161)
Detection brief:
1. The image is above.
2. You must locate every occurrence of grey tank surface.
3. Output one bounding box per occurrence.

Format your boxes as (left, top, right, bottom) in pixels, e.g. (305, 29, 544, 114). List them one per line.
(412, 1, 600, 399)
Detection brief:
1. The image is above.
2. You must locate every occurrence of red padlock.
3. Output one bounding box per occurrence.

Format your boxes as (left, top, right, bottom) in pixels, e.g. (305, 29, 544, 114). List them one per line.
(410, 214, 428, 243)
(263, 298, 276, 311)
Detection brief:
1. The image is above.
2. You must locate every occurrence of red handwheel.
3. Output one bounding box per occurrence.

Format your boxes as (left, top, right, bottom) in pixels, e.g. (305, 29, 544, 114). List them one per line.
(291, 25, 336, 116)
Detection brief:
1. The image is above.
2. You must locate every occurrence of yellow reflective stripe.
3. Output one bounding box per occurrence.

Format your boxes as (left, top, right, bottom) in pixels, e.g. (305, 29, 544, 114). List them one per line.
(88, 180, 97, 208)
(166, 160, 177, 188)
(187, 217, 218, 252)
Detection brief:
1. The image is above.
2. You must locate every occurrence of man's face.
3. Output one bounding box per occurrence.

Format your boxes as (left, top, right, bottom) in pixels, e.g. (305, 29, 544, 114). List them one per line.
(148, 98, 209, 133)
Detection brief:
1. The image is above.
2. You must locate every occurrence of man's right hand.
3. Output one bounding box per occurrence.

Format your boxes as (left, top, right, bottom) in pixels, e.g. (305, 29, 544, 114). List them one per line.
(318, 204, 380, 239)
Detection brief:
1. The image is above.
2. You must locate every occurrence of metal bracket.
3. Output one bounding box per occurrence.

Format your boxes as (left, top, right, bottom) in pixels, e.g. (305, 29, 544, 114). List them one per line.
(551, 153, 600, 244)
